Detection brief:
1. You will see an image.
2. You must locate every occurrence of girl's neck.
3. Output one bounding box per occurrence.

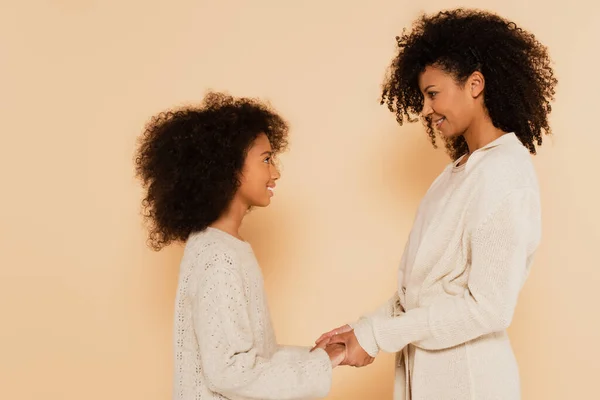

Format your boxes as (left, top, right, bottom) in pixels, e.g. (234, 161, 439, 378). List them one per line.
(209, 196, 248, 240)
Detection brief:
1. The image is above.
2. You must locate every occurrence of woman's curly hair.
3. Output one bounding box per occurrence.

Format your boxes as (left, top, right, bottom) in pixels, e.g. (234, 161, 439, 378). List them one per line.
(135, 92, 288, 251)
(381, 8, 557, 160)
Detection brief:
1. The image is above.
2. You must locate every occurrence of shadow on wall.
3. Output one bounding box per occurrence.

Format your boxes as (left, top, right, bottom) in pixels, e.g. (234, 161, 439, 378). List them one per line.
(334, 125, 448, 399)
(371, 123, 450, 210)
(240, 123, 450, 399)
(242, 123, 450, 276)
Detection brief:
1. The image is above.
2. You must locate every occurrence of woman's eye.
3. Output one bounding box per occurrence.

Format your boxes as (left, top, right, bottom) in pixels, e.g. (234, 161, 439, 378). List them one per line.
(264, 156, 271, 164)
(429, 91, 438, 98)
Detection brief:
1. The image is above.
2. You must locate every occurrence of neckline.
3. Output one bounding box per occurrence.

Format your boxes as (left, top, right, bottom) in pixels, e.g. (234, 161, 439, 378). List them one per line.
(452, 159, 467, 172)
(452, 132, 517, 171)
(205, 226, 251, 248)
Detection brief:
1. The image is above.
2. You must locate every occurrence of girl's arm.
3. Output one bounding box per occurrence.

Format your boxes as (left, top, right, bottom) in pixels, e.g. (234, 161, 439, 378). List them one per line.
(193, 249, 332, 400)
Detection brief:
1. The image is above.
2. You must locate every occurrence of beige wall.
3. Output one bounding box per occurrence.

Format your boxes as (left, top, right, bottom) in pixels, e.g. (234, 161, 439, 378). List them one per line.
(1, 1, 598, 399)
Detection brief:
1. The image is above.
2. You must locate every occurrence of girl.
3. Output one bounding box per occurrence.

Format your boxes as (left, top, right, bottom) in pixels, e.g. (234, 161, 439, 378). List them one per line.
(135, 92, 345, 399)
(316, 8, 557, 400)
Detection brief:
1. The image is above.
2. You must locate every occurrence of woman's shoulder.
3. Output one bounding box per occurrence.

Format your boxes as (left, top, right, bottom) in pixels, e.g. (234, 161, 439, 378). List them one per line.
(473, 140, 539, 193)
(465, 142, 540, 225)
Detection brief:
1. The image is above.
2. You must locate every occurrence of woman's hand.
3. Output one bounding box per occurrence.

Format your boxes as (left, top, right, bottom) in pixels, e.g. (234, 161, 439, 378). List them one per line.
(324, 343, 346, 367)
(312, 324, 353, 350)
(328, 330, 374, 367)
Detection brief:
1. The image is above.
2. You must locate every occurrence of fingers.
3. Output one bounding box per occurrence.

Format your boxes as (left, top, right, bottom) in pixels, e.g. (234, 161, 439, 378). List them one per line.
(325, 343, 346, 368)
(310, 338, 330, 352)
(316, 330, 336, 344)
(330, 332, 375, 368)
(328, 334, 347, 345)
(315, 324, 351, 344)
(346, 356, 374, 368)
(358, 356, 374, 368)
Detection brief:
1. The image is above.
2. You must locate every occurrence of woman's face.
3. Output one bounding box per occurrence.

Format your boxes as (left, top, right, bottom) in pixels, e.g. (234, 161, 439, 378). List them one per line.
(418, 65, 485, 139)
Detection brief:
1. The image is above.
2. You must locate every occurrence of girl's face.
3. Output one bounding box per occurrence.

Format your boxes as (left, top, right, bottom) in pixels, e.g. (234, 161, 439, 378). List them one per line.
(418, 65, 485, 139)
(236, 133, 280, 208)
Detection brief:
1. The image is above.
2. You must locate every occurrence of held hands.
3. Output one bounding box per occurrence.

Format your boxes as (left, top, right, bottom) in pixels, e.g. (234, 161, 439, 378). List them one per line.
(311, 324, 374, 368)
(323, 343, 345, 367)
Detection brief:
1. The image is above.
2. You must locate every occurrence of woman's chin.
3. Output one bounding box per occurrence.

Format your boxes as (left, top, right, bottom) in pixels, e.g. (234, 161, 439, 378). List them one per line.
(437, 128, 453, 138)
(439, 129, 462, 140)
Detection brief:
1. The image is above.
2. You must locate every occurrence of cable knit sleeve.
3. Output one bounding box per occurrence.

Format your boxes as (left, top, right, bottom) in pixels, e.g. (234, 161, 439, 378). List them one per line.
(348, 291, 403, 332)
(192, 249, 332, 400)
(353, 188, 541, 356)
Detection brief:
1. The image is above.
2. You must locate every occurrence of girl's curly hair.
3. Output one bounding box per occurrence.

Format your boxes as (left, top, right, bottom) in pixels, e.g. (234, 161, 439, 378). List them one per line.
(135, 92, 288, 250)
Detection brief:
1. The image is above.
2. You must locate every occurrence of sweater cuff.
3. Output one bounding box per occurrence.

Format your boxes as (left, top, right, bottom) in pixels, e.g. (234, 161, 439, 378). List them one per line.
(371, 307, 431, 353)
(308, 347, 333, 397)
(352, 318, 379, 357)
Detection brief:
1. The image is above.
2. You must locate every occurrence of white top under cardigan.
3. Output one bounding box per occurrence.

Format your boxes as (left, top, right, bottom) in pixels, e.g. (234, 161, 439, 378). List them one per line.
(352, 133, 542, 399)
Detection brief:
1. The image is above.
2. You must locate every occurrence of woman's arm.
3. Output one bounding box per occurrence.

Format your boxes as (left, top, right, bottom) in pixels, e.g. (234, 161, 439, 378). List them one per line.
(352, 188, 541, 356)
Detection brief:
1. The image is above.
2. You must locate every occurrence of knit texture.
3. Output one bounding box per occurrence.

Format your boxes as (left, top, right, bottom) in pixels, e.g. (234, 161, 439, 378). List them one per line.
(173, 227, 332, 400)
(353, 133, 541, 399)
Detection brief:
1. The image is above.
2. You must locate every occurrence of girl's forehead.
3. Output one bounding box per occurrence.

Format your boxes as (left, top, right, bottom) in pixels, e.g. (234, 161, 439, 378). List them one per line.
(248, 133, 272, 153)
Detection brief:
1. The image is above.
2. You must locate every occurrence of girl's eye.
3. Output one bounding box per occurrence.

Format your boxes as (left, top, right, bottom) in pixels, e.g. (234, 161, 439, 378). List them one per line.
(428, 91, 438, 98)
(264, 156, 272, 164)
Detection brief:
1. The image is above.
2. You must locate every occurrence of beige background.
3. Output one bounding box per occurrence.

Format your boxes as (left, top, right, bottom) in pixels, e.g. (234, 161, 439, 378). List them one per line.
(1, 1, 598, 399)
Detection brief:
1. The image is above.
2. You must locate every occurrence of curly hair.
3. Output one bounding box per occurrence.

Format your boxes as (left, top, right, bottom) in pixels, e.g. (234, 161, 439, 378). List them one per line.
(135, 92, 289, 251)
(381, 8, 557, 160)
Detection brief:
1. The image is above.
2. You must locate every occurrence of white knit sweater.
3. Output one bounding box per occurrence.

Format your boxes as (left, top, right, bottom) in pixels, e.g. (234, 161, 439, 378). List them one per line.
(173, 227, 332, 400)
(352, 133, 542, 399)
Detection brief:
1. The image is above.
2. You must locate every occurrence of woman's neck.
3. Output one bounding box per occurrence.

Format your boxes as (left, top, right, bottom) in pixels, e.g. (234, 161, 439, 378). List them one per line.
(462, 114, 507, 154)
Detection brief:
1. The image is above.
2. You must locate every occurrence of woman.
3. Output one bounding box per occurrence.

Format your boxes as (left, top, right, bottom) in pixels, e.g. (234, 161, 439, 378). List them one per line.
(315, 8, 557, 399)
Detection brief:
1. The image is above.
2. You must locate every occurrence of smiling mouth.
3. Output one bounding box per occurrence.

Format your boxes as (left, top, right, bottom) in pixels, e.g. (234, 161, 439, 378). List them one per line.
(434, 117, 445, 127)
